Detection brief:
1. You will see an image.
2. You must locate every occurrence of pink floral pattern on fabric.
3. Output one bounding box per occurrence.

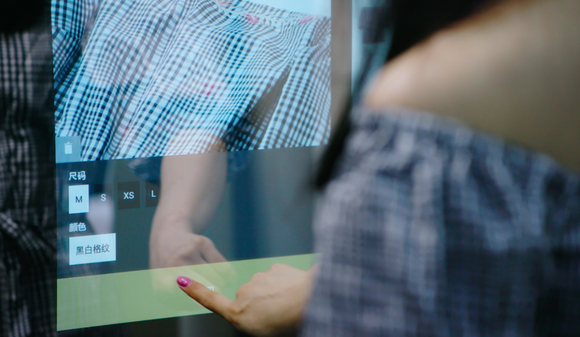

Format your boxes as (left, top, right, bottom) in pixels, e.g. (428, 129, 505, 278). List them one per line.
(246, 13, 259, 23)
(301, 15, 317, 24)
(216, 0, 233, 7)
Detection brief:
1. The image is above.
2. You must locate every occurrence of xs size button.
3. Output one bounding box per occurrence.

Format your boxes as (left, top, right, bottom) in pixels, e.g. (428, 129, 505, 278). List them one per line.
(117, 181, 140, 210)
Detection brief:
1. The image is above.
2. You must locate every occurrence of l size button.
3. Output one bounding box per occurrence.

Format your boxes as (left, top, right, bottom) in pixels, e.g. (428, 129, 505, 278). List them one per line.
(117, 181, 140, 210)
(145, 180, 160, 208)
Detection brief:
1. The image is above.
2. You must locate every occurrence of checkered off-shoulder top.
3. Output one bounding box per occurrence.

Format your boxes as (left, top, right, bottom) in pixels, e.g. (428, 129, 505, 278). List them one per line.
(304, 107, 580, 337)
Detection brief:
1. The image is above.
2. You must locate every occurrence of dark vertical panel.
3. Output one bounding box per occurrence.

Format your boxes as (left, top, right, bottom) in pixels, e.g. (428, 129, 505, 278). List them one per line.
(330, 0, 352, 130)
(231, 157, 261, 260)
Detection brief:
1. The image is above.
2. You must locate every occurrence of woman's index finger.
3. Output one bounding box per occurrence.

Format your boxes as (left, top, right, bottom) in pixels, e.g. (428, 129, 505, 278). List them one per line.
(177, 277, 235, 321)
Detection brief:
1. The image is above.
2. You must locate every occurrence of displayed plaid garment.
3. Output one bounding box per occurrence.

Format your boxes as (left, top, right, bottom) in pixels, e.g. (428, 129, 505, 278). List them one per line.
(52, 0, 331, 161)
(304, 108, 580, 336)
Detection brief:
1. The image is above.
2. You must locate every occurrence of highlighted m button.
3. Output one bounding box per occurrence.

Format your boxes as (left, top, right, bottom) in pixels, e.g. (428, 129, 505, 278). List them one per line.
(69, 185, 89, 214)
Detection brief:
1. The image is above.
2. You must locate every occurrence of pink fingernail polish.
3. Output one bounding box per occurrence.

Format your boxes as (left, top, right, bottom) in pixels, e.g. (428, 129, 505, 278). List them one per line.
(177, 276, 192, 287)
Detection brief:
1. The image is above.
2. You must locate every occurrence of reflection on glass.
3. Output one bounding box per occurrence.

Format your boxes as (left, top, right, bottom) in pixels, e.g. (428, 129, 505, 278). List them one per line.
(54, 0, 328, 332)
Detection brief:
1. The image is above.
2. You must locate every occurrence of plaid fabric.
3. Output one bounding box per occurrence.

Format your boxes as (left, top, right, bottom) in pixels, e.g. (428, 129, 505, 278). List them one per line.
(52, 0, 331, 161)
(304, 108, 580, 336)
(0, 13, 123, 337)
(0, 20, 57, 336)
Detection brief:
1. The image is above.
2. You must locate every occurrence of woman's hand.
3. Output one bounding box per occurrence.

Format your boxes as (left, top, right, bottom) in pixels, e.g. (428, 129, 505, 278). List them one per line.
(149, 218, 227, 268)
(149, 147, 228, 269)
(148, 148, 229, 272)
(177, 263, 318, 337)
(149, 216, 234, 294)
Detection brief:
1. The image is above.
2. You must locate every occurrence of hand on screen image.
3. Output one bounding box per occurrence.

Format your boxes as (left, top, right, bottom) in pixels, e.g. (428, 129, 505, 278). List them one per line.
(149, 144, 235, 290)
(177, 263, 318, 337)
(150, 220, 226, 268)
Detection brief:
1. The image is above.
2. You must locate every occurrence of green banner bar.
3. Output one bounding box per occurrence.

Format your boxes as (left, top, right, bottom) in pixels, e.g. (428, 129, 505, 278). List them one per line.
(57, 254, 316, 331)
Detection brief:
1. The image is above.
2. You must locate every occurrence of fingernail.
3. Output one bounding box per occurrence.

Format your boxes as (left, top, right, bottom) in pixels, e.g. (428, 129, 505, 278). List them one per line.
(176, 276, 192, 288)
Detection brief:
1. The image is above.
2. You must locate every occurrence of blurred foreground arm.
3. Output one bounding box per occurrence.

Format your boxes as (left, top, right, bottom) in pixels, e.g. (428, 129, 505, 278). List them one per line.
(367, 0, 580, 170)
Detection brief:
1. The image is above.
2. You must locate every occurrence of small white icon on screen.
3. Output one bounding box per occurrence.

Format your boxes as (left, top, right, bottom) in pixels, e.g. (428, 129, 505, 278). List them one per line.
(64, 142, 73, 155)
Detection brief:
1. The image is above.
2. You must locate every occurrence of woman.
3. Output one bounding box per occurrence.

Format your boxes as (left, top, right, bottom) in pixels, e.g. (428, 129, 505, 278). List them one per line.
(176, 0, 580, 336)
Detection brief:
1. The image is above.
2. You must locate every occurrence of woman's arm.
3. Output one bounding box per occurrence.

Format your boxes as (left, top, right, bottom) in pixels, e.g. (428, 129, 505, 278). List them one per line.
(149, 148, 228, 269)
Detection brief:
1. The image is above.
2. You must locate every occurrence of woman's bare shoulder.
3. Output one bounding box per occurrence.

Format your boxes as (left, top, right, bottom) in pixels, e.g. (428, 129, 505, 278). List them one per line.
(364, 0, 580, 171)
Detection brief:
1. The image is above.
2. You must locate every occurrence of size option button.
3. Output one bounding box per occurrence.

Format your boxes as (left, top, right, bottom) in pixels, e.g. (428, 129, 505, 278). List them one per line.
(69, 233, 116, 266)
(69, 185, 89, 214)
(117, 181, 140, 210)
(145, 181, 160, 208)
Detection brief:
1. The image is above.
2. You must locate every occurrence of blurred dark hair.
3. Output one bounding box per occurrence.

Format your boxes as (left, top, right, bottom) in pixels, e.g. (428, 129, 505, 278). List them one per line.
(315, 0, 497, 189)
(0, 0, 48, 33)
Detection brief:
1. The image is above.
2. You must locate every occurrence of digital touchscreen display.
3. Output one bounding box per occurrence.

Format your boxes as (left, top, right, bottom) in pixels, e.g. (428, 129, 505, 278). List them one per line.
(53, 0, 330, 331)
